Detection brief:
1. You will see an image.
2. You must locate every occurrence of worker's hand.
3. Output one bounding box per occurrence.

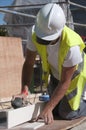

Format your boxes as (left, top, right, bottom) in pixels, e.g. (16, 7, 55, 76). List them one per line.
(37, 107, 54, 124)
(12, 93, 27, 101)
(12, 85, 29, 100)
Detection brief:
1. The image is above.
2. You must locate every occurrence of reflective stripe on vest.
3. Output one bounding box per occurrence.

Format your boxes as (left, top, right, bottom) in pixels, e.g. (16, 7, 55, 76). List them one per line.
(71, 52, 84, 80)
(67, 53, 84, 100)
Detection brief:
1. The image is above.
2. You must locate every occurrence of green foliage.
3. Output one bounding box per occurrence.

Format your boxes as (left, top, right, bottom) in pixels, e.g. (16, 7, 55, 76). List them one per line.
(0, 27, 8, 36)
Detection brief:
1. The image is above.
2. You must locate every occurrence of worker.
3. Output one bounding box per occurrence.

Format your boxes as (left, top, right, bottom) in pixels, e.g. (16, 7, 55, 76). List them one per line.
(15, 3, 86, 124)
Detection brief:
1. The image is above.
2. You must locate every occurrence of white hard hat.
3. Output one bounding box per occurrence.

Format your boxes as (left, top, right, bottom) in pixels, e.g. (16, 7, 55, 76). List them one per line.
(34, 3, 66, 41)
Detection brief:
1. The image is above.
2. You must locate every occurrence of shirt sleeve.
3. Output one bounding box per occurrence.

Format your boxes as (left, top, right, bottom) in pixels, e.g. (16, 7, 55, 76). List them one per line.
(26, 27, 37, 52)
(63, 46, 82, 67)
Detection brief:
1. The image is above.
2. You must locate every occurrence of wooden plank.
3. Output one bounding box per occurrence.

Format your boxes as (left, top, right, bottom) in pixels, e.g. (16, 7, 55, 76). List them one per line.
(0, 36, 24, 98)
(37, 117, 86, 130)
(3, 116, 86, 130)
(21, 121, 45, 130)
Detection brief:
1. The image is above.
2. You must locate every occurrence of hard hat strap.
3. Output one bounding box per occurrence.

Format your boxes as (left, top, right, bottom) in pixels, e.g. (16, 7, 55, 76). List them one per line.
(36, 36, 60, 45)
(36, 36, 51, 45)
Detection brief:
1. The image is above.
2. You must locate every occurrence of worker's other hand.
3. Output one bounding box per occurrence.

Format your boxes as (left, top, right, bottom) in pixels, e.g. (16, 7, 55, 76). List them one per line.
(37, 107, 54, 124)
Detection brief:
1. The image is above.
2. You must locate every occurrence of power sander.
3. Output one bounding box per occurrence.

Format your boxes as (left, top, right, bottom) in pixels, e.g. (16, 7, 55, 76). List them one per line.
(11, 89, 29, 109)
(11, 97, 24, 109)
(11, 89, 50, 108)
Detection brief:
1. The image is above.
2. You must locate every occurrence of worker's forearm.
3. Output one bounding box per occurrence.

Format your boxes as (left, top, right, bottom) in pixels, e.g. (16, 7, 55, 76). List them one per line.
(21, 49, 37, 93)
(46, 66, 76, 111)
(21, 61, 34, 92)
(46, 81, 70, 111)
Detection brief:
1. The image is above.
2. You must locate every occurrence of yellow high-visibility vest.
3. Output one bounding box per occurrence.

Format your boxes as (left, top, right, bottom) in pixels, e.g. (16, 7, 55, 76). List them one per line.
(32, 25, 86, 110)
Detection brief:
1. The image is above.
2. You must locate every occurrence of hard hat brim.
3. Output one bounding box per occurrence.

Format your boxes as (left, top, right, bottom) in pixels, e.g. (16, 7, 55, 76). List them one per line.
(33, 25, 62, 41)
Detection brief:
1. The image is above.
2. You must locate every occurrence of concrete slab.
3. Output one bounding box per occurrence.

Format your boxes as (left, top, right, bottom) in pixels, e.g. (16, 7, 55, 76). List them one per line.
(0, 102, 45, 129)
